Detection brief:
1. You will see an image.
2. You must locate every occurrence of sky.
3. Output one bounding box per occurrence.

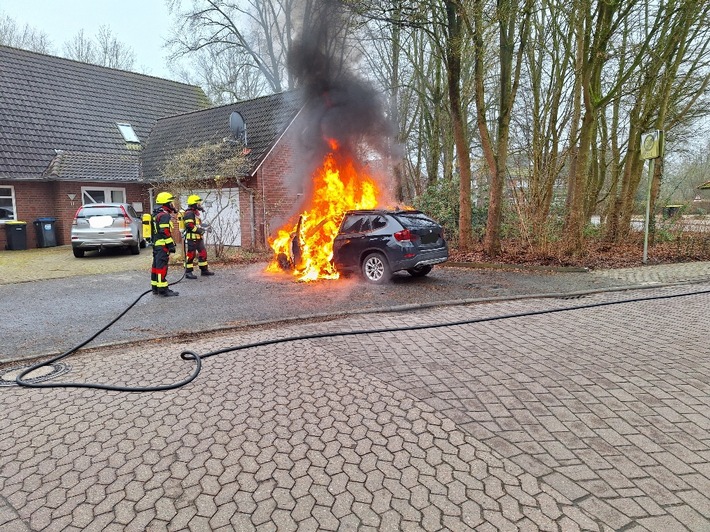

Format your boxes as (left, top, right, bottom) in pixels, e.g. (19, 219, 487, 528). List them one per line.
(0, 0, 182, 80)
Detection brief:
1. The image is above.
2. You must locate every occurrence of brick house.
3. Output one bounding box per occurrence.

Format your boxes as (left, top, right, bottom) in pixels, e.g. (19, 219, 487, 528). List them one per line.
(141, 91, 306, 250)
(0, 45, 210, 250)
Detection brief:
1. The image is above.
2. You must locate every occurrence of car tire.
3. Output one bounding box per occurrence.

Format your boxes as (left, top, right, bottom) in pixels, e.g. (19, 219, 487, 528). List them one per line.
(362, 252, 391, 284)
(139, 239, 147, 249)
(130, 243, 140, 255)
(73, 248, 85, 258)
(407, 265, 432, 277)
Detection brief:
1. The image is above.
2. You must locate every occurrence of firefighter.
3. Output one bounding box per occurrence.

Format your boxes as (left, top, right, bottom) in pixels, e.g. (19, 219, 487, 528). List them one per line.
(183, 194, 215, 278)
(151, 192, 179, 297)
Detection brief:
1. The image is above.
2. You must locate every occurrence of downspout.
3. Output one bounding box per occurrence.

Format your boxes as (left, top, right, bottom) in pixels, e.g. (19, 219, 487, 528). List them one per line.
(236, 180, 256, 247)
(262, 169, 267, 247)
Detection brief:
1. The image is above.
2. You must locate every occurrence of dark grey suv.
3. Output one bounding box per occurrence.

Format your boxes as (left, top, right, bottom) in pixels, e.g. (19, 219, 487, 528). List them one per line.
(332, 209, 449, 283)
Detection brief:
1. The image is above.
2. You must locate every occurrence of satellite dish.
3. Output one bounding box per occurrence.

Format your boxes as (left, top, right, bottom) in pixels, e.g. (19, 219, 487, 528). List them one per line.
(229, 111, 247, 145)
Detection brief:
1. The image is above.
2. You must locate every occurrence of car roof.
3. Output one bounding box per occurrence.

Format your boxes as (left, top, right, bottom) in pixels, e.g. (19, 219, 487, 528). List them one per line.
(80, 203, 129, 207)
(343, 209, 424, 215)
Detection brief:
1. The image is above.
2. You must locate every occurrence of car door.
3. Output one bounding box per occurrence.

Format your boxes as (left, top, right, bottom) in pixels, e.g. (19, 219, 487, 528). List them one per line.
(332, 213, 370, 271)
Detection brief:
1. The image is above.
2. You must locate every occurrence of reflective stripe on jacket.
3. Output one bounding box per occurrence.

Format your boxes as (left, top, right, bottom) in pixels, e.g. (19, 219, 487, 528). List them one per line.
(152, 209, 175, 246)
(183, 208, 203, 240)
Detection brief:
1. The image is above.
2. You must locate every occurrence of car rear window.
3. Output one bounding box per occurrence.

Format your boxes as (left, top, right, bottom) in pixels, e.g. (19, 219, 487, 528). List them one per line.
(394, 213, 439, 229)
(77, 207, 123, 218)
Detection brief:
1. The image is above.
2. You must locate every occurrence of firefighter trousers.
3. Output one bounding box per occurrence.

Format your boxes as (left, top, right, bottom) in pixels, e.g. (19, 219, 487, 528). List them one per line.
(151, 246, 170, 291)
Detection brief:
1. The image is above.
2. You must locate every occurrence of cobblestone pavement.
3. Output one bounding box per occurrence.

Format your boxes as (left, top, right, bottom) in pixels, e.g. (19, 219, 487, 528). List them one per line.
(1, 276, 709, 531)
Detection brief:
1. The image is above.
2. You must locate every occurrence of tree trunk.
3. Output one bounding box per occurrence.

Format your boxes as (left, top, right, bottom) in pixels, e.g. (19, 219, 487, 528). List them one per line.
(446, 1, 473, 250)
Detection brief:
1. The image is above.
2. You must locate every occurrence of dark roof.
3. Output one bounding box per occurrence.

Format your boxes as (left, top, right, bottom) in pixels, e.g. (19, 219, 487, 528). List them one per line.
(141, 91, 304, 180)
(44, 150, 141, 181)
(0, 45, 210, 181)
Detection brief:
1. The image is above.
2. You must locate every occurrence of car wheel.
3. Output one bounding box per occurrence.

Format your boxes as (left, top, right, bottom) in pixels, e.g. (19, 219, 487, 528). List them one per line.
(130, 243, 140, 255)
(73, 248, 85, 258)
(407, 265, 432, 277)
(362, 253, 391, 284)
(139, 239, 147, 249)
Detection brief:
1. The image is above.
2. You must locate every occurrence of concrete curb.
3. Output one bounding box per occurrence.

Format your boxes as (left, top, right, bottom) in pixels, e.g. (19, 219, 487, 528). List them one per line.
(446, 261, 590, 273)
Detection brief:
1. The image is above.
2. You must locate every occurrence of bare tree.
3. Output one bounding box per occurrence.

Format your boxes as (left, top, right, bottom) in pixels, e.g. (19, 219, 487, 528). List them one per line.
(0, 13, 52, 53)
(63, 25, 135, 70)
(470, 0, 535, 256)
(63, 29, 96, 64)
(514, 0, 575, 248)
(167, 0, 315, 98)
(95, 26, 136, 69)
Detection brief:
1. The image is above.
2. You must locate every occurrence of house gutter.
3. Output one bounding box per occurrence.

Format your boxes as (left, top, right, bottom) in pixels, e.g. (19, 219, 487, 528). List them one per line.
(235, 181, 256, 246)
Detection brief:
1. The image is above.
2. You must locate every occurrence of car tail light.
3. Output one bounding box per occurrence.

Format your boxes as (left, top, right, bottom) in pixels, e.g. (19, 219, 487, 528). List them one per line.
(119, 205, 130, 227)
(394, 229, 412, 242)
(71, 207, 82, 226)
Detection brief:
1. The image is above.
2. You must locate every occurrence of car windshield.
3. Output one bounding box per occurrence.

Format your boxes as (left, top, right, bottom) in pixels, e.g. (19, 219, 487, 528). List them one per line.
(77, 207, 124, 218)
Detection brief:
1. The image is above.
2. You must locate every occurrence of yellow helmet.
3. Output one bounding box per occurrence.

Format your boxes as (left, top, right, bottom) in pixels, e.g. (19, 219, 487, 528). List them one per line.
(156, 192, 175, 205)
(187, 194, 203, 206)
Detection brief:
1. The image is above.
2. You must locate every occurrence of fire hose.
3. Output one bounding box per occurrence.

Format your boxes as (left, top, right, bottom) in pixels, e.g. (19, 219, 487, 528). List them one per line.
(14, 275, 710, 392)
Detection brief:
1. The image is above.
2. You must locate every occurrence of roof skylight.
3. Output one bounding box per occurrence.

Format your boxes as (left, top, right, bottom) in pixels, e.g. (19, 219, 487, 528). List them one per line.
(116, 123, 140, 143)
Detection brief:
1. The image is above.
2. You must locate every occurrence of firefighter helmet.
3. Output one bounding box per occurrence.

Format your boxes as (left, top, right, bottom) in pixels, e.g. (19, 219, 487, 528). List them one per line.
(156, 192, 175, 205)
(187, 194, 203, 206)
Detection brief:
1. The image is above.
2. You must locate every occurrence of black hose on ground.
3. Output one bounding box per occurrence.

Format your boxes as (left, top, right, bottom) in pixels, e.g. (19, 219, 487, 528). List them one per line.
(14, 280, 710, 392)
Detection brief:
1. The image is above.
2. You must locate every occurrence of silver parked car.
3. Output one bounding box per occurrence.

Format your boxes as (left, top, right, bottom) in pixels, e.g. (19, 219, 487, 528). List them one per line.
(70, 203, 146, 258)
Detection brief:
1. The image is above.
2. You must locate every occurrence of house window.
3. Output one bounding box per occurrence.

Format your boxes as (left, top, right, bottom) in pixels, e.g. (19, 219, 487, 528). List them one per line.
(116, 123, 140, 144)
(82, 187, 126, 204)
(0, 186, 17, 221)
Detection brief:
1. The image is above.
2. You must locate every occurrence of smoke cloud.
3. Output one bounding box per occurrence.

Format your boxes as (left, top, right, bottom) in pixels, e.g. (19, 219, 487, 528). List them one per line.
(287, 0, 397, 167)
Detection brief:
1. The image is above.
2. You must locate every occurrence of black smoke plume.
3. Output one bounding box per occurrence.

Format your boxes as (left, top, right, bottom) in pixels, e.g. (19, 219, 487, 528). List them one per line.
(287, 0, 396, 163)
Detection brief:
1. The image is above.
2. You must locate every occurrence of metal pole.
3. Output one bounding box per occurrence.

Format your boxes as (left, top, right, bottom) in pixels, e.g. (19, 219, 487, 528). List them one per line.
(642, 158, 656, 264)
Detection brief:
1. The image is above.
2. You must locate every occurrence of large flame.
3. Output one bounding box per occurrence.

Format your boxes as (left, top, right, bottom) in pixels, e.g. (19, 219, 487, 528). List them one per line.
(267, 142, 380, 281)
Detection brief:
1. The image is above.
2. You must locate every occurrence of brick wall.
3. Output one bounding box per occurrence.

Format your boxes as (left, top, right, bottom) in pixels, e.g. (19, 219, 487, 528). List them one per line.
(253, 126, 303, 250)
(0, 181, 150, 251)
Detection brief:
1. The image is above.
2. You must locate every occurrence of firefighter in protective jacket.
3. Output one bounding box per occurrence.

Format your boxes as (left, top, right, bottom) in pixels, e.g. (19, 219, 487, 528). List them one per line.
(183, 194, 215, 279)
(151, 192, 179, 297)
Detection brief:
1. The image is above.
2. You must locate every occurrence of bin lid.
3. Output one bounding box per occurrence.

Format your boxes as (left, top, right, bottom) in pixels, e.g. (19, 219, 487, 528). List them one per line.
(4, 220, 26, 225)
(35, 217, 56, 222)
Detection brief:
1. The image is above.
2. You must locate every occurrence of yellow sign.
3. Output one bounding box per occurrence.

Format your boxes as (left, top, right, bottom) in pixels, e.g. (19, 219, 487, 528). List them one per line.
(640, 130, 664, 160)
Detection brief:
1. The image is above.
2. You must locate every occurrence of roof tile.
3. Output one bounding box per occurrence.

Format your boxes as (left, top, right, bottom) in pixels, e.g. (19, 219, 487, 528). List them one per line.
(0, 45, 210, 181)
(142, 91, 304, 179)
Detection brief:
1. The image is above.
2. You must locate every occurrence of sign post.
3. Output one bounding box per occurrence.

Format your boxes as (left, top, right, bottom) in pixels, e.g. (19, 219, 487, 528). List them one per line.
(639, 130, 664, 264)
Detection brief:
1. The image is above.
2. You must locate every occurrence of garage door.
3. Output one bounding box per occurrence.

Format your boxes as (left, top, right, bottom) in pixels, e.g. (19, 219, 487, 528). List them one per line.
(180, 188, 241, 247)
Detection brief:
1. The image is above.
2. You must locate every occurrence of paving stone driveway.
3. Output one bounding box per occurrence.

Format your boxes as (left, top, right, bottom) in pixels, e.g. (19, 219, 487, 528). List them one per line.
(1, 279, 709, 530)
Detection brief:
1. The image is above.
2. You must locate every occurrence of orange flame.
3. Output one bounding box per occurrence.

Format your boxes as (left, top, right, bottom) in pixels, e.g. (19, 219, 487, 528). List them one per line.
(267, 144, 380, 281)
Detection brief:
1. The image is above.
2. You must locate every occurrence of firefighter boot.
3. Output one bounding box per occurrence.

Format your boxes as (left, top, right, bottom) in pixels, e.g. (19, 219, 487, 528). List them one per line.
(201, 268, 215, 276)
(159, 288, 179, 297)
(185, 270, 198, 280)
(152, 286, 159, 295)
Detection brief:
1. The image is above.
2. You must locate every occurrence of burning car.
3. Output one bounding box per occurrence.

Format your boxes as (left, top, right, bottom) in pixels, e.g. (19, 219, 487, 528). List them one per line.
(267, 140, 449, 283)
(275, 208, 449, 284)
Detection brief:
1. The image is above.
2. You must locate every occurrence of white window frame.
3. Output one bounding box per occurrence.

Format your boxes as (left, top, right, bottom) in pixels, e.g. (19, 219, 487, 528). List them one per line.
(81, 187, 127, 204)
(116, 123, 141, 144)
(0, 185, 17, 223)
